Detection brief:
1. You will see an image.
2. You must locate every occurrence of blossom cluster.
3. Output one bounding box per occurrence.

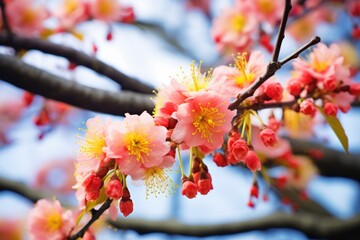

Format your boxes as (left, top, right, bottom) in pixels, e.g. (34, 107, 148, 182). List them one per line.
(26, 42, 360, 238)
(0, 0, 135, 37)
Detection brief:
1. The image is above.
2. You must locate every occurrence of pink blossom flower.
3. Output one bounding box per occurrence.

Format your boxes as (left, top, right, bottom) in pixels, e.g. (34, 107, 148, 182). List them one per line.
(260, 128, 278, 147)
(89, 0, 122, 22)
(171, 91, 234, 153)
(55, 0, 89, 29)
(28, 199, 75, 240)
(250, 0, 284, 26)
(211, 2, 257, 53)
(6, 0, 48, 36)
(75, 116, 110, 188)
(105, 111, 170, 179)
(212, 51, 267, 98)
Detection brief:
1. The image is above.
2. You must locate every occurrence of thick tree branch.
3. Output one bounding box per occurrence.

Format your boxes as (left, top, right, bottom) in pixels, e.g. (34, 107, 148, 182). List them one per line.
(0, 54, 155, 116)
(0, 32, 154, 94)
(288, 138, 360, 182)
(0, 177, 45, 203)
(107, 212, 360, 238)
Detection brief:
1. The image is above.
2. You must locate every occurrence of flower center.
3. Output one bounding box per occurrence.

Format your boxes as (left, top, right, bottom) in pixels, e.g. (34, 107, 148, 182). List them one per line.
(21, 9, 36, 25)
(231, 14, 246, 32)
(124, 131, 150, 162)
(46, 212, 62, 232)
(99, 0, 113, 16)
(193, 103, 225, 142)
(64, 0, 78, 14)
(312, 56, 329, 72)
(233, 53, 255, 87)
(145, 167, 177, 198)
(258, 0, 275, 14)
(80, 134, 106, 158)
(182, 62, 212, 92)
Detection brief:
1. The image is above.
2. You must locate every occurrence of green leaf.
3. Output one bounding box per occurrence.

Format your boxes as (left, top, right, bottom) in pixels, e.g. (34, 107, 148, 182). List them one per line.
(318, 107, 349, 154)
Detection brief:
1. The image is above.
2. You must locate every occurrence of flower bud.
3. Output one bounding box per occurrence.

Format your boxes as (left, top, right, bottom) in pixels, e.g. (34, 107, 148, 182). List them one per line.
(287, 79, 302, 96)
(323, 77, 337, 91)
(231, 139, 249, 162)
(213, 152, 229, 167)
(106, 178, 123, 200)
(350, 83, 360, 95)
(324, 102, 338, 117)
(300, 99, 317, 117)
(120, 199, 133, 217)
(244, 151, 261, 172)
(197, 173, 213, 195)
(82, 172, 102, 193)
(260, 128, 278, 147)
(265, 82, 283, 101)
(181, 176, 197, 199)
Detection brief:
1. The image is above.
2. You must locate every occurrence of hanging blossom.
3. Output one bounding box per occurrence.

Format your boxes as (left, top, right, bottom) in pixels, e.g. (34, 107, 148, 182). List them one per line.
(6, 0, 48, 36)
(27, 199, 75, 240)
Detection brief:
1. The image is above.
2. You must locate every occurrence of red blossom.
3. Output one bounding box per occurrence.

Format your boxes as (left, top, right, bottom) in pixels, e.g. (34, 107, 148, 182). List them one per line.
(300, 99, 317, 117)
(260, 128, 278, 147)
(82, 172, 102, 193)
(230, 139, 249, 162)
(244, 151, 261, 172)
(324, 102, 338, 116)
(287, 79, 302, 96)
(350, 83, 360, 95)
(213, 152, 229, 167)
(106, 178, 123, 200)
(181, 177, 198, 199)
(120, 199, 133, 217)
(265, 82, 283, 101)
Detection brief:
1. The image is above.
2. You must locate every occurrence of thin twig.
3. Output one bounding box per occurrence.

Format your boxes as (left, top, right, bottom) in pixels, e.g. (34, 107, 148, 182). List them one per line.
(279, 36, 321, 66)
(68, 198, 113, 240)
(272, 0, 292, 62)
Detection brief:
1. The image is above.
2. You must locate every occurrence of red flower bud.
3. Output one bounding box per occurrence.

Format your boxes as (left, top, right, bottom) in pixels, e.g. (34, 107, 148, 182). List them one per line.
(300, 99, 317, 117)
(265, 82, 283, 101)
(181, 177, 198, 199)
(324, 102, 338, 117)
(247, 200, 255, 208)
(120, 199, 133, 217)
(213, 152, 229, 167)
(106, 178, 123, 200)
(82, 172, 102, 193)
(197, 173, 213, 195)
(287, 79, 302, 96)
(250, 184, 259, 198)
(323, 77, 337, 91)
(350, 83, 360, 95)
(231, 139, 249, 162)
(260, 128, 278, 147)
(244, 151, 261, 172)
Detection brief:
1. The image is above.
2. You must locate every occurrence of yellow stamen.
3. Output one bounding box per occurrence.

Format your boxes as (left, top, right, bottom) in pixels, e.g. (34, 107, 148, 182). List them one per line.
(181, 61, 212, 92)
(233, 53, 255, 87)
(231, 14, 246, 32)
(145, 167, 177, 198)
(46, 212, 62, 232)
(21, 9, 36, 25)
(124, 131, 151, 162)
(312, 55, 329, 72)
(192, 103, 225, 142)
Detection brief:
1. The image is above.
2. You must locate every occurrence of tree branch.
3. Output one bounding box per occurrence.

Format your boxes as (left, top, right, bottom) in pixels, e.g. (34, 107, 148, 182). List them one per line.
(107, 212, 360, 238)
(0, 32, 154, 94)
(288, 138, 360, 182)
(0, 54, 155, 116)
(0, 177, 45, 203)
(69, 198, 113, 240)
